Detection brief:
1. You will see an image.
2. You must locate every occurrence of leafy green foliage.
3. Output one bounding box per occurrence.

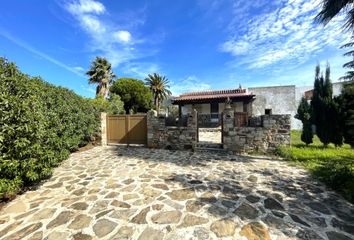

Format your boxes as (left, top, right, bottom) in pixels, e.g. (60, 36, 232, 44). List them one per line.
(110, 78, 152, 113)
(145, 73, 172, 113)
(89, 94, 125, 115)
(0, 57, 100, 199)
(277, 131, 354, 203)
(339, 81, 354, 147)
(87, 56, 116, 98)
(295, 97, 313, 145)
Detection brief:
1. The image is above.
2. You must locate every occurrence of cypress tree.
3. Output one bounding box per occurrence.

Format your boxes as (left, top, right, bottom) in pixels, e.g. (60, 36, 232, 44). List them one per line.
(340, 81, 354, 148)
(296, 97, 313, 145)
(311, 64, 334, 147)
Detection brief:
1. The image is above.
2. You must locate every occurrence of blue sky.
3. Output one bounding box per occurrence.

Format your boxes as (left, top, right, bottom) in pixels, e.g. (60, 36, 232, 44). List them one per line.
(0, 0, 349, 97)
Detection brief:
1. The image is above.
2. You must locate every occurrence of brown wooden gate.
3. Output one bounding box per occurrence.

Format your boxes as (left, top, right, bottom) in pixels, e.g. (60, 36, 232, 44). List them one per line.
(107, 114, 147, 145)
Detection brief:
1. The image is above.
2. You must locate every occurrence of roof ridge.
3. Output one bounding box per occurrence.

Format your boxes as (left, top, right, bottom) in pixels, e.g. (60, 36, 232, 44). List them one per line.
(180, 88, 245, 96)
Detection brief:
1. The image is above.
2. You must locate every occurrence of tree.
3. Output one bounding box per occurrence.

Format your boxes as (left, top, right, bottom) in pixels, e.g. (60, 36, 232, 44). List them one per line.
(315, 1, 354, 80)
(296, 97, 313, 145)
(145, 73, 172, 113)
(110, 78, 152, 113)
(86, 57, 116, 98)
(315, 0, 354, 31)
(311, 64, 335, 147)
(339, 81, 354, 148)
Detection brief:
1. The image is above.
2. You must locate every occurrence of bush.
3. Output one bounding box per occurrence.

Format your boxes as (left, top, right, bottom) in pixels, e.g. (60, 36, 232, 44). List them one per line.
(0, 58, 100, 198)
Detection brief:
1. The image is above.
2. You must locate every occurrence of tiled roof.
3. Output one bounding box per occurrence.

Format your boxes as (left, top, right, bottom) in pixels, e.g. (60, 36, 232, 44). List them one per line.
(172, 88, 255, 102)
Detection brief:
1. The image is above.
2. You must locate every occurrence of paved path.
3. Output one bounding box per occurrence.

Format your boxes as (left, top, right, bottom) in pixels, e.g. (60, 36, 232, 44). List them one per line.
(0, 146, 353, 240)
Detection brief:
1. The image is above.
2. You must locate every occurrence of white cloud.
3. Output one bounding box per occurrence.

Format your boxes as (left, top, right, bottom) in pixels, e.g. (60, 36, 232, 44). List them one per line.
(65, 0, 156, 74)
(121, 62, 160, 79)
(113, 31, 132, 43)
(66, 0, 105, 15)
(220, 0, 349, 69)
(170, 76, 211, 96)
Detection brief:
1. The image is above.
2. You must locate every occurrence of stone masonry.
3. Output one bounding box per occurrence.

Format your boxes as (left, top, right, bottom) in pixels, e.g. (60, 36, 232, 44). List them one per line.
(223, 108, 291, 153)
(147, 110, 198, 150)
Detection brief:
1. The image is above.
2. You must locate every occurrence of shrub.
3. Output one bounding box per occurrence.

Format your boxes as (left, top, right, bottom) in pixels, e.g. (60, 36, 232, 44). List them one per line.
(0, 58, 100, 198)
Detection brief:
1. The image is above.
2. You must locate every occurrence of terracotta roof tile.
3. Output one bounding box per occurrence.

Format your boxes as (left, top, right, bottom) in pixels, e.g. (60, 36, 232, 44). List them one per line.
(173, 88, 255, 102)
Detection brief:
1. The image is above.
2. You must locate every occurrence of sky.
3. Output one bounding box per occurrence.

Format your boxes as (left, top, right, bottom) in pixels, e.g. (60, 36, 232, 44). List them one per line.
(0, 0, 350, 97)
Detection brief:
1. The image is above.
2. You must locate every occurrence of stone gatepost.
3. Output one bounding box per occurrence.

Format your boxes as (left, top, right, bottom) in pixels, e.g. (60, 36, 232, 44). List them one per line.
(101, 112, 107, 146)
(147, 110, 158, 148)
(222, 108, 235, 150)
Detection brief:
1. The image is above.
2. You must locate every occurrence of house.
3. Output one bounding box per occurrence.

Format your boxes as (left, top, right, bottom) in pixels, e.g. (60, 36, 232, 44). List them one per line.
(171, 88, 255, 127)
(171, 82, 346, 129)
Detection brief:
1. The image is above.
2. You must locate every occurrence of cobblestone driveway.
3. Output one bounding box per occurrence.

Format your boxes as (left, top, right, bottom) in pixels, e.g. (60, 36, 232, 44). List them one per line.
(1, 146, 353, 240)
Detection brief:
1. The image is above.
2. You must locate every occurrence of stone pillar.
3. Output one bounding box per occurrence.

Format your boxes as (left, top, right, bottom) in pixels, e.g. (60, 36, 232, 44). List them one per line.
(147, 110, 158, 148)
(101, 112, 107, 146)
(222, 108, 235, 150)
(187, 109, 198, 128)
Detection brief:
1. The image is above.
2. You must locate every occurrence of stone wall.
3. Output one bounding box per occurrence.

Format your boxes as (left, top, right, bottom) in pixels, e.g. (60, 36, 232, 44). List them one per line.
(147, 110, 198, 150)
(223, 108, 291, 153)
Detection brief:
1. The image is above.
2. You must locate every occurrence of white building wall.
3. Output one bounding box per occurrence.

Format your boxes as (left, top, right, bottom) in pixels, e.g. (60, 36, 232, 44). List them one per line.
(248, 85, 297, 129)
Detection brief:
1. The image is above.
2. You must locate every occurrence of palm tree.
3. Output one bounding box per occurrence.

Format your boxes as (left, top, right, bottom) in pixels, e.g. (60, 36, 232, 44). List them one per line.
(86, 57, 116, 98)
(315, 0, 354, 30)
(315, 0, 354, 81)
(145, 73, 172, 113)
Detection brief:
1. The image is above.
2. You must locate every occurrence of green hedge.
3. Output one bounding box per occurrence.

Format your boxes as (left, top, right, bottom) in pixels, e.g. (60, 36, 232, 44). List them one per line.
(0, 58, 101, 198)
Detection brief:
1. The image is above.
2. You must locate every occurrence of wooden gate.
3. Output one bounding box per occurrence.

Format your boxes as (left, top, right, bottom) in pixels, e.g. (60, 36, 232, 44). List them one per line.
(107, 114, 147, 145)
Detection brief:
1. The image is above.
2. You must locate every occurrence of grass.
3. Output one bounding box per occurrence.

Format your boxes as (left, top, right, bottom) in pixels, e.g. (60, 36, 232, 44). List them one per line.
(277, 130, 354, 203)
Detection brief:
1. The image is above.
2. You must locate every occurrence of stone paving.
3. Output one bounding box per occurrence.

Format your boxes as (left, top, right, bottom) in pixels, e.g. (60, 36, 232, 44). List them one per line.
(0, 146, 354, 240)
(198, 128, 222, 144)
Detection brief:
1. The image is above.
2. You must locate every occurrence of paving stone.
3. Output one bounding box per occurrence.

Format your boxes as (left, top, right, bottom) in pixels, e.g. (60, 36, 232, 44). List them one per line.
(289, 214, 311, 227)
(138, 227, 164, 240)
(296, 229, 324, 240)
(307, 202, 331, 215)
(246, 195, 261, 203)
(0, 221, 23, 237)
(210, 219, 237, 237)
(47, 231, 70, 240)
(178, 214, 209, 227)
(73, 232, 93, 240)
(264, 198, 284, 210)
(93, 219, 117, 238)
(200, 192, 217, 203)
(3, 222, 42, 240)
(166, 188, 196, 201)
(123, 193, 140, 201)
(68, 214, 92, 229)
(130, 207, 150, 224)
(27, 231, 43, 240)
(112, 226, 134, 239)
(28, 208, 56, 222)
(240, 222, 271, 240)
(111, 200, 131, 208)
(151, 210, 182, 224)
(234, 202, 259, 220)
(105, 192, 119, 198)
(70, 202, 88, 210)
(152, 204, 164, 210)
(3, 201, 27, 214)
(46, 211, 73, 229)
(151, 183, 169, 190)
(326, 231, 352, 240)
(186, 200, 204, 212)
(95, 209, 114, 219)
(110, 209, 137, 220)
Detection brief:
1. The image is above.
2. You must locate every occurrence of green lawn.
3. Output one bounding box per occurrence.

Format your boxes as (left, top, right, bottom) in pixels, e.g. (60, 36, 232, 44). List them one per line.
(277, 130, 354, 203)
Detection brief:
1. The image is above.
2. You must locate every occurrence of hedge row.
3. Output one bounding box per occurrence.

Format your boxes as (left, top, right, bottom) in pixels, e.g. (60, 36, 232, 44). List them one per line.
(0, 58, 101, 198)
